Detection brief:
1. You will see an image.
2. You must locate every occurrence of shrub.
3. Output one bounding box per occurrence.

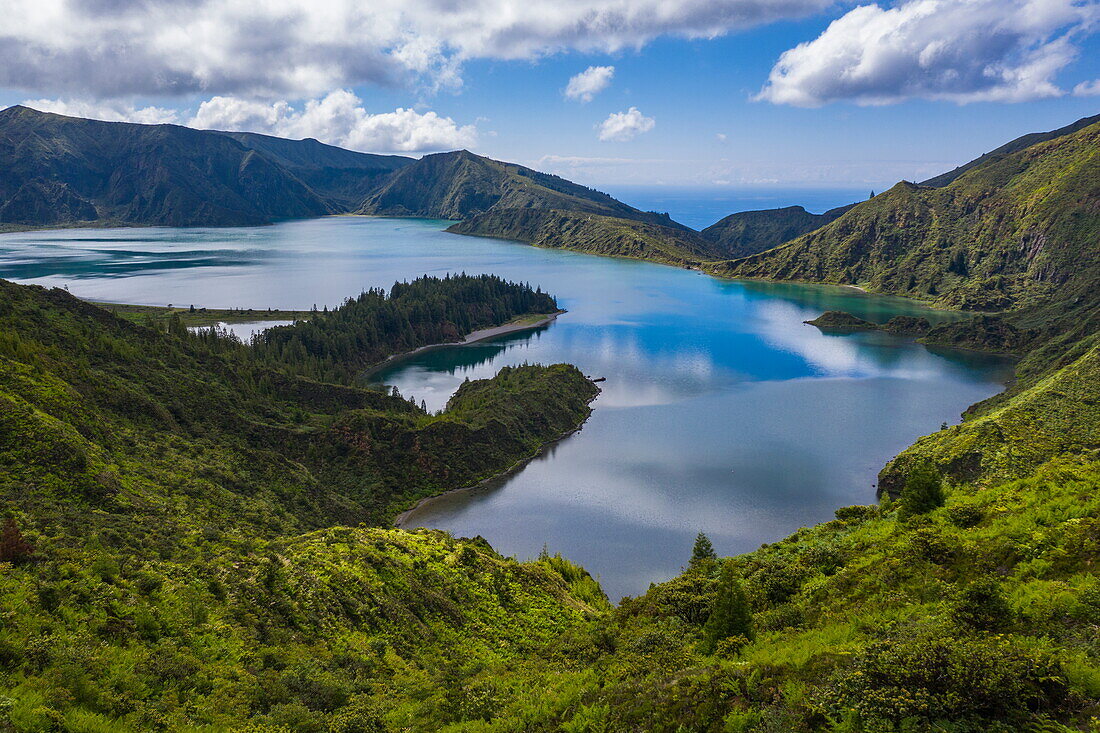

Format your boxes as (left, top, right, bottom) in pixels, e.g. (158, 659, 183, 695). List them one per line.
(947, 502, 984, 528)
(834, 505, 879, 523)
(748, 558, 808, 606)
(822, 630, 1070, 727)
(897, 461, 945, 520)
(952, 577, 1015, 631)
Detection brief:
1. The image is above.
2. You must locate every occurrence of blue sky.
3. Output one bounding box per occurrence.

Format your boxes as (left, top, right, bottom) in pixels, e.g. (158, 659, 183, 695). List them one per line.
(2, 0, 1098, 189)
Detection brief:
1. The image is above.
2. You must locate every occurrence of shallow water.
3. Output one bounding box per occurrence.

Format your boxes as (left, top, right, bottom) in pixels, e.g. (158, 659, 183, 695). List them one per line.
(1, 217, 1015, 600)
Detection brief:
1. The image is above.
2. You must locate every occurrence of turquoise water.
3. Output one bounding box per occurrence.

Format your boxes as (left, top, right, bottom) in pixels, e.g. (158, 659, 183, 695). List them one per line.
(0, 216, 1014, 600)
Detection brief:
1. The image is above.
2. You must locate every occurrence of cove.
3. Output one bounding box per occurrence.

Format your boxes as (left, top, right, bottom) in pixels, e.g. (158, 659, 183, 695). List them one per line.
(0, 216, 1015, 600)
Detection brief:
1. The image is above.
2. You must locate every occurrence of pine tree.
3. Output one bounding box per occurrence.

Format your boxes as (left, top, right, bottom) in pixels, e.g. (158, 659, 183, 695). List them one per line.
(702, 560, 753, 653)
(689, 532, 717, 568)
(897, 460, 945, 520)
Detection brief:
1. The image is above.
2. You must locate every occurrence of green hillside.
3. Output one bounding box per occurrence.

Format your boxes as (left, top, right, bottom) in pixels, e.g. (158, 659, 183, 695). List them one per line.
(219, 132, 412, 209)
(449, 207, 723, 264)
(356, 150, 678, 227)
(0, 107, 333, 228)
(921, 112, 1100, 188)
(715, 119, 1100, 314)
(700, 203, 854, 258)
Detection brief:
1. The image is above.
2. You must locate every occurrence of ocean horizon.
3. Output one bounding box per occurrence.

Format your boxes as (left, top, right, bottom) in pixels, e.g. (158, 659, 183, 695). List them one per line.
(602, 185, 877, 231)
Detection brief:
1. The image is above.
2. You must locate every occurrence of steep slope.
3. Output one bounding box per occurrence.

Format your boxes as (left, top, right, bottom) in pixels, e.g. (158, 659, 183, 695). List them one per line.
(700, 203, 855, 258)
(449, 207, 724, 264)
(357, 149, 679, 227)
(221, 131, 413, 208)
(921, 112, 1100, 188)
(0, 106, 333, 228)
(716, 119, 1100, 313)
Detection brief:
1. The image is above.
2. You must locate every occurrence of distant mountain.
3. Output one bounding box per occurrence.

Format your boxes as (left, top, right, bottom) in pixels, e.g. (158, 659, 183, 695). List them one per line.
(0, 106, 332, 227)
(219, 131, 413, 209)
(715, 118, 1100, 314)
(356, 149, 679, 226)
(0, 107, 697, 252)
(699, 203, 855, 258)
(920, 113, 1100, 188)
(354, 149, 726, 262)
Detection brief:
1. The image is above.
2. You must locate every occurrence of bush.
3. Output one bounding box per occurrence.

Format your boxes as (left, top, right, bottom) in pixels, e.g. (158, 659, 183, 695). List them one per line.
(822, 630, 1070, 727)
(834, 505, 879, 523)
(897, 461, 945, 520)
(952, 577, 1014, 631)
(947, 502, 984, 528)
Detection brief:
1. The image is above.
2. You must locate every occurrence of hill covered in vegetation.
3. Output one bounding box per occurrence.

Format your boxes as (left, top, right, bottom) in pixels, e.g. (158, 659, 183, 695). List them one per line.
(0, 106, 335, 228)
(714, 119, 1100, 314)
(448, 207, 723, 264)
(700, 203, 855, 258)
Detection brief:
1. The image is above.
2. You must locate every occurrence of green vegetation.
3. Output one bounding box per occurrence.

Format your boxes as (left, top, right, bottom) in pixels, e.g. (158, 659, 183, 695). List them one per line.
(700, 204, 854, 259)
(804, 310, 878, 330)
(356, 149, 672, 226)
(3, 110, 1100, 731)
(0, 273, 609, 730)
(449, 207, 722, 264)
(715, 119, 1100, 315)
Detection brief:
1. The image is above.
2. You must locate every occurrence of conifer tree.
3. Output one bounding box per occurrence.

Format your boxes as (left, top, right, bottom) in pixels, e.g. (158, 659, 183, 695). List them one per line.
(689, 532, 717, 568)
(702, 559, 753, 653)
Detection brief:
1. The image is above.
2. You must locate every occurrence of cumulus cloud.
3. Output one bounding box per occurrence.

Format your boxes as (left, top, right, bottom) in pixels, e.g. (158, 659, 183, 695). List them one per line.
(757, 0, 1100, 107)
(1, 0, 833, 99)
(598, 107, 656, 142)
(565, 66, 615, 102)
(21, 98, 181, 124)
(1074, 79, 1100, 96)
(189, 90, 477, 153)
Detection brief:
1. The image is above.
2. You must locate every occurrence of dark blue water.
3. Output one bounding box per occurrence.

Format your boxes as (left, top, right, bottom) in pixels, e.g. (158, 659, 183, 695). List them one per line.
(602, 186, 871, 230)
(0, 217, 1014, 599)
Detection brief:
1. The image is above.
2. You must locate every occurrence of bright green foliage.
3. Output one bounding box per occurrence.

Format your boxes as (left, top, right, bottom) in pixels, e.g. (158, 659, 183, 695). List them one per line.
(702, 560, 753, 653)
(881, 339, 1100, 493)
(896, 460, 945, 520)
(690, 532, 717, 568)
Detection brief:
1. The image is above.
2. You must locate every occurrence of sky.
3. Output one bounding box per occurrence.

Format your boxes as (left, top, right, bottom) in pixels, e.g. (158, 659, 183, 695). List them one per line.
(1, 0, 1098, 189)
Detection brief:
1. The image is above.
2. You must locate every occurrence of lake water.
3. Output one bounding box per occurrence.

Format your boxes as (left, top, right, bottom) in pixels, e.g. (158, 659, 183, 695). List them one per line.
(0, 217, 1014, 600)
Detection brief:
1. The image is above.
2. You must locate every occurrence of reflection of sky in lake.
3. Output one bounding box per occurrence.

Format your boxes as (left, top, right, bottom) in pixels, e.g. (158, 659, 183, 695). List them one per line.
(1, 218, 1015, 600)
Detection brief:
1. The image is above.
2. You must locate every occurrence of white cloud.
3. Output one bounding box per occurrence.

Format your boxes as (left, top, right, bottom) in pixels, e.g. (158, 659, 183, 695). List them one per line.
(1074, 79, 1100, 96)
(757, 0, 1099, 107)
(565, 66, 615, 102)
(21, 98, 181, 125)
(189, 90, 477, 152)
(716, 133, 728, 141)
(598, 107, 656, 142)
(0, 0, 833, 100)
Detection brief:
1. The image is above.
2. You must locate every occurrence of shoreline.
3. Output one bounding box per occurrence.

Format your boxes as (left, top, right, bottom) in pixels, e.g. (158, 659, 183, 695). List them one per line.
(392, 400, 597, 528)
(362, 310, 564, 378)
